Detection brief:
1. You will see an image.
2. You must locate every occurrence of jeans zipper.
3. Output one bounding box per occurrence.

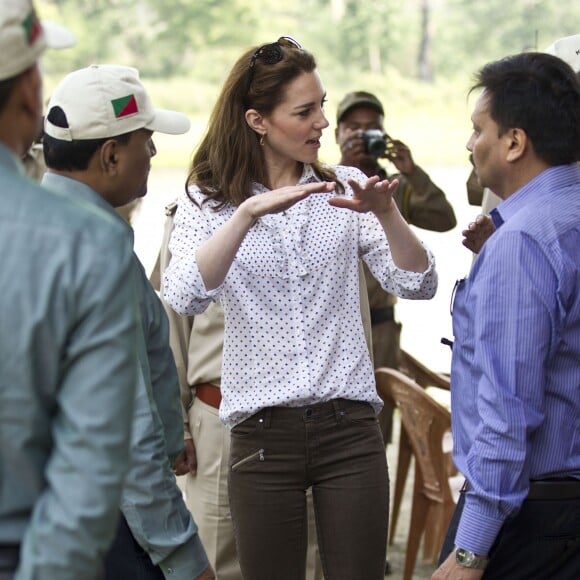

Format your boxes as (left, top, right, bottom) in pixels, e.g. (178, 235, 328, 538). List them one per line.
(231, 448, 265, 471)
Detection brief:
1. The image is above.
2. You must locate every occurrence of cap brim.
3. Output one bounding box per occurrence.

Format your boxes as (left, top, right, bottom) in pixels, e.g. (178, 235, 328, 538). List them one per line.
(42, 20, 76, 49)
(146, 109, 191, 135)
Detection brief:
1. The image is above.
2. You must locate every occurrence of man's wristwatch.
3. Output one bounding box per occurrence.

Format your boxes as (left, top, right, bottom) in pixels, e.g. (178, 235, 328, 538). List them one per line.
(454, 546, 489, 570)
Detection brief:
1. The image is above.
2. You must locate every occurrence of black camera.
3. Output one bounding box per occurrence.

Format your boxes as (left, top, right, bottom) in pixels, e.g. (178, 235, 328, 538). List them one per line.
(362, 129, 388, 157)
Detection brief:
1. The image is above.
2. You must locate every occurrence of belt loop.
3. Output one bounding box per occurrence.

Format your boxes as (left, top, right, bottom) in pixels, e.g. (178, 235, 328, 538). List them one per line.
(263, 407, 272, 429)
(332, 400, 343, 423)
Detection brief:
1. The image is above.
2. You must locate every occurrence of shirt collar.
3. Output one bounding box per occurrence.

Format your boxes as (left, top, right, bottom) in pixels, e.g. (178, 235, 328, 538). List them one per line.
(492, 164, 580, 228)
(489, 207, 504, 229)
(41, 172, 129, 227)
(252, 164, 320, 192)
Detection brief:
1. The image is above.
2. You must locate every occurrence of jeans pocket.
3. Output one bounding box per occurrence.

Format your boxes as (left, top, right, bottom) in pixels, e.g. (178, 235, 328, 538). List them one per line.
(342, 401, 378, 427)
(231, 414, 263, 439)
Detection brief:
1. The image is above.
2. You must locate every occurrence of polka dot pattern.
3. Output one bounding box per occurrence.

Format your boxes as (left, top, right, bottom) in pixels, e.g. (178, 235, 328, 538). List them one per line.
(164, 164, 437, 427)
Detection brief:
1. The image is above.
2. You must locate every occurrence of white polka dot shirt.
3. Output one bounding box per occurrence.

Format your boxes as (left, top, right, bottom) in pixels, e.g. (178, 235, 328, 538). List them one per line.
(164, 164, 437, 427)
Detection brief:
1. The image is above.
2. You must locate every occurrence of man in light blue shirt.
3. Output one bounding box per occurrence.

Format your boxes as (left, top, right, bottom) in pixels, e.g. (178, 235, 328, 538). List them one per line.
(434, 52, 580, 579)
(42, 64, 214, 580)
(0, 2, 139, 579)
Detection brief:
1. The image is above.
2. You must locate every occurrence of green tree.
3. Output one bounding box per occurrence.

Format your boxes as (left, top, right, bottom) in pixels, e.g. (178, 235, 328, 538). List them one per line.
(432, 0, 580, 79)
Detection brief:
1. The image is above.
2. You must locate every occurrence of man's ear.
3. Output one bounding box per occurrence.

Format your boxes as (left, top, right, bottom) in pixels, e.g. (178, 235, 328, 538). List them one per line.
(15, 65, 42, 138)
(245, 108, 266, 136)
(18, 65, 42, 123)
(505, 128, 527, 163)
(99, 139, 120, 175)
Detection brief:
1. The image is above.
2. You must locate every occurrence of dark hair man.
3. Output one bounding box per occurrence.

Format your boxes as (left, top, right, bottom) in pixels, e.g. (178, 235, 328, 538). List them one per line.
(42, 64, 215, 580)
(434, 50, 580, 579)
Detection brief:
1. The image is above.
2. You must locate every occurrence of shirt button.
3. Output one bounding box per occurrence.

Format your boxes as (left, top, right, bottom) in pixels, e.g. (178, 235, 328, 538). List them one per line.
(166, 568, 174, 575)
(305, 408, 313, 418)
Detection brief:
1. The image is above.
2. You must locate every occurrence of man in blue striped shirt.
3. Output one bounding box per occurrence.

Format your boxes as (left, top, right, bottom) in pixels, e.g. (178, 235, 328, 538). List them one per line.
(434, 51, 580, 579)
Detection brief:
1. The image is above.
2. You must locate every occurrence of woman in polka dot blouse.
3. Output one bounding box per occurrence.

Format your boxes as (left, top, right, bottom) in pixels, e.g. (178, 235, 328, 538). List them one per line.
(163, 37, 438, 580)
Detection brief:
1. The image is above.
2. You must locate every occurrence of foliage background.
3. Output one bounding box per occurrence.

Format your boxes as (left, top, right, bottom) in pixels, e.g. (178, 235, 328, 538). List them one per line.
(38, 0, 580, 168)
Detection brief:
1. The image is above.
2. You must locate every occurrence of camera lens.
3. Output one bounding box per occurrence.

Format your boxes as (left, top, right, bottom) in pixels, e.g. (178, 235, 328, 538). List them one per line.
(362, 130, 387, 157)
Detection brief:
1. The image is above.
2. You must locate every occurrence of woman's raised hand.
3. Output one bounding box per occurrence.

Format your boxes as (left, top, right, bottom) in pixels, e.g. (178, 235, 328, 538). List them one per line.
(243, 181, 336, 221)
(328, 175, 399, 216)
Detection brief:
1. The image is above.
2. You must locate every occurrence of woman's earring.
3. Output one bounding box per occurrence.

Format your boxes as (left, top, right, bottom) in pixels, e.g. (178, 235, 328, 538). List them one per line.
(260, 133, 266, 146)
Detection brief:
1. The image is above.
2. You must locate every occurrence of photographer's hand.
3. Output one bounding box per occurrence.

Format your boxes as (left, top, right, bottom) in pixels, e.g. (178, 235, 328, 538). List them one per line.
(338, 129, 366, 167)
(385, 138, 415, 175)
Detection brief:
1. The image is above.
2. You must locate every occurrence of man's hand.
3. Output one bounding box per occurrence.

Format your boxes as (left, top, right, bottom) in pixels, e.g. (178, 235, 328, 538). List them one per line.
(384, 138, 415, 175)
(462, 214, 495, 254)
(173, 438, 197, 476)
(339, 129, 368, 167)
(431, 553, 484, 580)
(195, 564, 216, 579)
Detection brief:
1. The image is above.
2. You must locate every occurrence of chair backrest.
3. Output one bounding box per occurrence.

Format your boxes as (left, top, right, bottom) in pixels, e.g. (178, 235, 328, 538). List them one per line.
(399, 349, 450, 391)
(375, 368, 453, 504)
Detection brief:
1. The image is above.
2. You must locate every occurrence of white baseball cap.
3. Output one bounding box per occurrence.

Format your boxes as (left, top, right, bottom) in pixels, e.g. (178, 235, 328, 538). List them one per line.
(0, 0, 75, 81)
(44, 64, 191, 141)
(544, 34, 580, 73)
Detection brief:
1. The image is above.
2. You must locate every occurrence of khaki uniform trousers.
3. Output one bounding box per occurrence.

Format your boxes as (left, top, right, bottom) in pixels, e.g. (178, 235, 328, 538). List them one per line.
(372, 319, 402, 444)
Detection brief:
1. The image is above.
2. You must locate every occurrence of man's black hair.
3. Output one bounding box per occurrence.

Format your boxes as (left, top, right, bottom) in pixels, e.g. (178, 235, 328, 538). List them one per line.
(43, 106, 131, 171)
(470, 52, 580, 166)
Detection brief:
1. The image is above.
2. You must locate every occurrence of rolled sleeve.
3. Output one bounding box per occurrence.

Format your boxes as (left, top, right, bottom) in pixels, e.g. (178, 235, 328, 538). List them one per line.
(163, 190, 223, 316)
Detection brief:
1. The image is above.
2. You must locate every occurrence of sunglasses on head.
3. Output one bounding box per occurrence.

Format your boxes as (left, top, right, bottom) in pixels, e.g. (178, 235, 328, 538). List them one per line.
(244, 36, 302, 96)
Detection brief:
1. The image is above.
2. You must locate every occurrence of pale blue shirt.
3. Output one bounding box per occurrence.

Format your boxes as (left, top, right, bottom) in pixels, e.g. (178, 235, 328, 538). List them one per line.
(164, 164, 438, 426)
(0, 143, 138, 579)
(450, 164, 580, 555)
(42, 173, 209, 580)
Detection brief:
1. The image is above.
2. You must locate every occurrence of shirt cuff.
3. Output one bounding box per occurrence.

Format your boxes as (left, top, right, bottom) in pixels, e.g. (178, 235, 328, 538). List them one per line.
(455, 501, 505, 555)
(192, 262, 223, 301)
(158, 533, 210, 579)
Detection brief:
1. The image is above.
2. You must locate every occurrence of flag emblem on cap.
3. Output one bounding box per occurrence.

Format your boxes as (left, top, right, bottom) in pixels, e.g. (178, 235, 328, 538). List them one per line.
(22, 10, 42, 46)
(111, 94, 139, 119)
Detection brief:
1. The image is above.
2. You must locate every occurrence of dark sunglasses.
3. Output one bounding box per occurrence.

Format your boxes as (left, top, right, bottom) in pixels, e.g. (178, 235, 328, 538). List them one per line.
(244, 36, 302, 96)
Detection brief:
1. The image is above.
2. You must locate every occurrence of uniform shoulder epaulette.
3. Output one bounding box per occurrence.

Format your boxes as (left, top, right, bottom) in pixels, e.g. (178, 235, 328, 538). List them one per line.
(165, 200, 178, 217)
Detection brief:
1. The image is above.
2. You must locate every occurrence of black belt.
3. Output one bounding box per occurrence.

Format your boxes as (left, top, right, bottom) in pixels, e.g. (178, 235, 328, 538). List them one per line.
(527, 478, 580, 500)
(462, 478, 580, 501)
(370, 306, 394, 326)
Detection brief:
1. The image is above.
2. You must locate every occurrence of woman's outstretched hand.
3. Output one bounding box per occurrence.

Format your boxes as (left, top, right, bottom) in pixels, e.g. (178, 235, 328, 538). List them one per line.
(328, 175, 399, 216)
(244, 181, 336, 220)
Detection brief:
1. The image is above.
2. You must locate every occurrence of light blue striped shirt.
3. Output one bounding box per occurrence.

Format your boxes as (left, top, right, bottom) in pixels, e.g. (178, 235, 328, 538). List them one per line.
(450, 163, 580, 555)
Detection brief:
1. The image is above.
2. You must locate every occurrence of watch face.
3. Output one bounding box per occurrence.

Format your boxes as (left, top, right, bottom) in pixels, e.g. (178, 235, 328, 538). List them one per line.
(456, 548, 474, 566)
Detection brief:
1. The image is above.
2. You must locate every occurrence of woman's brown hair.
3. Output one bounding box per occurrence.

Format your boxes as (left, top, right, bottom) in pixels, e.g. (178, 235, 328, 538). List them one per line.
(186, 40, 342, 209)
